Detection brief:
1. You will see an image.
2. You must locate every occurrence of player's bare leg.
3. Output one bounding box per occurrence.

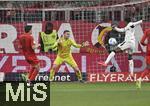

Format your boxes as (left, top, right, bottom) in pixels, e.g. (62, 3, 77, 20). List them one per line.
(50, 64, 59, 81)
(136, 64, 150, 89)
(27, 63, 40, 86)
(28, 67, 35, 80)
(128, 53, 134, 78)
(98, 47, 122, 66)
(72, 66, 85, 83)
(30, 64, 40, 80)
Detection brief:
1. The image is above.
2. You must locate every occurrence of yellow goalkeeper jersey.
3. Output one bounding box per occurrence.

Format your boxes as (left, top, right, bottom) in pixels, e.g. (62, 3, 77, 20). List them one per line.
(52, 37, 81, 58)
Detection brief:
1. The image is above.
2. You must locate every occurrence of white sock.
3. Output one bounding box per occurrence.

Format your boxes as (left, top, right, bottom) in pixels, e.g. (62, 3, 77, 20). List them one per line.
(138, 77, 142, 81)
(129, 60, 134, 76)
(105, 51, 115, 64)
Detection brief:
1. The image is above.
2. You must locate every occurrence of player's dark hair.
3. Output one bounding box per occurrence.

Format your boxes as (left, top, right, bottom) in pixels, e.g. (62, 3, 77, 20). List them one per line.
(45, 22, 53, 34)
(63, 30, 70, 34)
(25, 25, 32, 33)
(125, 17, 131, 23)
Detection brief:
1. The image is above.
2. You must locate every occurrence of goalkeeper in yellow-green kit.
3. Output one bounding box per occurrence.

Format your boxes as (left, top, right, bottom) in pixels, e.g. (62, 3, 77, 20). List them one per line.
(50, 30, 89, 82)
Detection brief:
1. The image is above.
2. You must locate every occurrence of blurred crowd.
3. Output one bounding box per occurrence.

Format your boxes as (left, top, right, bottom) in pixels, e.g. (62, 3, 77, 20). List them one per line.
(0, 0, 146, 9)
(0, 1, 100, 9)
(0, 0, 149, 23)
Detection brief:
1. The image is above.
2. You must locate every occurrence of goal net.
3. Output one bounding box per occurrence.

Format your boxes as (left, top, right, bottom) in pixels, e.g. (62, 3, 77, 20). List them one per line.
(0, 0, 150, 82)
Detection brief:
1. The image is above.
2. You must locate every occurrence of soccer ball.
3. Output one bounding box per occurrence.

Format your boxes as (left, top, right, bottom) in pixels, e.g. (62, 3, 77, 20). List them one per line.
(108, 38, 117, 45)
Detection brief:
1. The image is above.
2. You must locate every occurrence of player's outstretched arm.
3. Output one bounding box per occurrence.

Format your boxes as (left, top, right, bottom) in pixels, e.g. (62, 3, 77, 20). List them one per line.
(71, 40, 89, 48)
(71, 40, 82, 48)
(133, 20, 143, 27)
(114, 27, 125, 33)
(112, 22, 126, 32)
(129, 20, 143, 28)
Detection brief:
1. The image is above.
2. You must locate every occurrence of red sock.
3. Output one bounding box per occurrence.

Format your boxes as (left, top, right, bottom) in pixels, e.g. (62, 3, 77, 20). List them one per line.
(28, 67, 35, 79)
(141, 69, 150, 79)
(29, 69, 39, 81)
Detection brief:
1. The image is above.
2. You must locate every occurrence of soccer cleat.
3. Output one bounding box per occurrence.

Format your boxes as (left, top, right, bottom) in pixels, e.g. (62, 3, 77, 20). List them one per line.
(27, 81, 34, 87)
(129, 73, 134, 80)
(49, 76, 54, 82)
(79, 79, 87, 83)
(21, 73, 28, 81)
(27, 82, 31, 86)
(97, 61, 107, 66)
(136, 78, 142, 89)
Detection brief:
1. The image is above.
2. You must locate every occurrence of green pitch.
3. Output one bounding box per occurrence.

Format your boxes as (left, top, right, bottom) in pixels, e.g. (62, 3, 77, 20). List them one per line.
(50, 82, 150, 106)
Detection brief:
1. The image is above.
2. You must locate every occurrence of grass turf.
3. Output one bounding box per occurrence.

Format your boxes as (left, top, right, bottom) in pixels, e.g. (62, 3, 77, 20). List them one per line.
(50, 82, 150, 106)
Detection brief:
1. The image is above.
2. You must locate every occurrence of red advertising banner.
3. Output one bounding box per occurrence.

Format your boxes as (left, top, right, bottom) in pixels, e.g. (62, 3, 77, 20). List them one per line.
(0, 53, 149, 82)
(88, 72, 150, 82)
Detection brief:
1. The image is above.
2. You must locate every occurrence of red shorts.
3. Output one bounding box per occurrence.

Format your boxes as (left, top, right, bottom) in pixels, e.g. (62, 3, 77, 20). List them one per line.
(25, 56, 39, 66)
(146, 56, 150, 64)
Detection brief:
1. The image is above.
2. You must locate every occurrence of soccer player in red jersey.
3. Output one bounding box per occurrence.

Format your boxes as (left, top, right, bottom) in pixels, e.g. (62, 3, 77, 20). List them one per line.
(136, 29, 150, 88)
(19, 25, 40, 85)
